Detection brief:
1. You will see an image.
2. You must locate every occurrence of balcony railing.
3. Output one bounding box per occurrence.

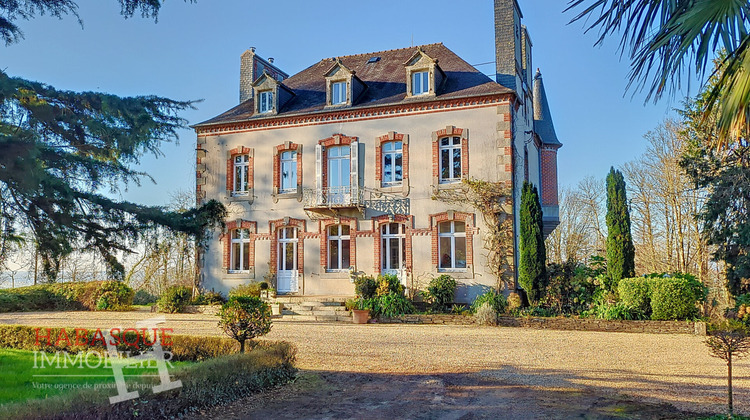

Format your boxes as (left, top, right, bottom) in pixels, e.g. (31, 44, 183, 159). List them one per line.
(303, 186, 409, 218)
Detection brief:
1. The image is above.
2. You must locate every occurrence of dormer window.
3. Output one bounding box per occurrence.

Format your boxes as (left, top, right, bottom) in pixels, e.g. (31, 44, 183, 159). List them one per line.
(258, 90, 274, 113)
(411, 71, 429, 95)
(324, 59, 366, 108)
(332, 81, 347, 105)
(404, 48, 446, 98)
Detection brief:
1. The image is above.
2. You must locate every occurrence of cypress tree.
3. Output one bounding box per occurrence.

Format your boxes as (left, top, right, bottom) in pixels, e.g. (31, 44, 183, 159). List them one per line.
(605, 167, 635, 286)
(519, 181, 546, 304)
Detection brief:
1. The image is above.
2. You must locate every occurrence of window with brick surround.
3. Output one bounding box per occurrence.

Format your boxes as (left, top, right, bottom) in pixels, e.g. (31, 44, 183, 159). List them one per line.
(280, 151, 297, 192)
(230, 228, 252, 272)
(438, 221, 466, 270)
(327, 224, 351, 271)
(227, 147, 253, 199)
(233, 154, 251, 195)
(432, 127, 468, 187)
(381, 223, 406, 272)
(439, 136, 462, 183)
(381, 141, 403, 187)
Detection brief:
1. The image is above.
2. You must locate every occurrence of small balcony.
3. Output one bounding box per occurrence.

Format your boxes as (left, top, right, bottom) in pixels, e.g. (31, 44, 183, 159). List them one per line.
(303, 186, 409, 219)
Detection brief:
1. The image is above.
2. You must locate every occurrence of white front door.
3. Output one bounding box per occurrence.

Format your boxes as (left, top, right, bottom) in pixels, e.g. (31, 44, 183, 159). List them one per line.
(327, 146, 350, 204)
(277, 227, 298, 293)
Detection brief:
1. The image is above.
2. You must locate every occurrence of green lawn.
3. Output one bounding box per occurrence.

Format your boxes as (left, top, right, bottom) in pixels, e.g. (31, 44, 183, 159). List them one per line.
(0, 348, 192, 405)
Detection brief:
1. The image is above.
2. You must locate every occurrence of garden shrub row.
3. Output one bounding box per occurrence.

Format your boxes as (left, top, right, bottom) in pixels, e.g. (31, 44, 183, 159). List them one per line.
(0, 282, 133, 313)
(0, 324, 241, 361)
(0, 341, 297, 420)
(618, 274, 708, 320)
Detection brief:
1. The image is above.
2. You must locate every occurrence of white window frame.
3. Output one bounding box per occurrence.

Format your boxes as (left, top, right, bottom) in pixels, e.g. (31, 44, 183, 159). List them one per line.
(439, 136, 462, 184)
(229, 228, 251, 273)
(280, 150, 297, 193)
(331, 81, 347, 105)
(438, 221, 467, 270)
(258, 90, 273, 113)
(381, 141, 403, 187)
(412, 70, 429, 95)
(327, 224, 351, 271)
(233, 154, 250, 196)
(381, 223, 405, 272)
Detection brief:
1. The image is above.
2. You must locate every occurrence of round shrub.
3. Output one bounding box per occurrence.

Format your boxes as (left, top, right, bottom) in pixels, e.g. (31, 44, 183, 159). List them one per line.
(133, 289, 158, 306)
(158, 286, 193, 313)
(354, 276, 378, 299)
(650, 275, 708, 320)
(94, 281, 134, 311)
(470, 290, 508, 314)
(618, 277, 652, 316)
(229, 283, 262, 299)
(218, 296, 272, 353)
(425, 275, 457, 312)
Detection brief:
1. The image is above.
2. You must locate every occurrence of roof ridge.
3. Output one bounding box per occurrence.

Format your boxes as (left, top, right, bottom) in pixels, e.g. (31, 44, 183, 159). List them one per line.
(323, 42, 444, 61)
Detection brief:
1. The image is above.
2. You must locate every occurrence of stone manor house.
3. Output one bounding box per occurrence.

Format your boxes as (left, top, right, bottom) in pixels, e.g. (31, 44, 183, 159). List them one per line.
(192, 0, 561, 302)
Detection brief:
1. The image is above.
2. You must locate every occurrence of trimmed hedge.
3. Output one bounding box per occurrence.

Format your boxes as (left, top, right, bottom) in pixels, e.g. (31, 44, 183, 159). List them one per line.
(0, 341, 297, 420)
(617, 275, 708, 321)
(0, 282, 133, 313)
(0, 324, 240, 361)
(618, 277, 652, 315)
(650, 276, 707, 320)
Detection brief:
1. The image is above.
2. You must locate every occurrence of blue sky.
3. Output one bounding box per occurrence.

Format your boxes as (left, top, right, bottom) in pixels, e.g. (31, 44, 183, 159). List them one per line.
(3, 0, 693, 206)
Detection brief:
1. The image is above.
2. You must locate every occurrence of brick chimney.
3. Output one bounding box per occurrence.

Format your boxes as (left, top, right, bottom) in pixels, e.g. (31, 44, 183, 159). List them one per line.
(494, 0, 523, 92)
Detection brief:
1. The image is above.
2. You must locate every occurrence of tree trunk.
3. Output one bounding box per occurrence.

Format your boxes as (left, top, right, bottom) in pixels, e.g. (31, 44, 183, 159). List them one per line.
(728, 356, 733, 420)
(240, 339, 245, 353)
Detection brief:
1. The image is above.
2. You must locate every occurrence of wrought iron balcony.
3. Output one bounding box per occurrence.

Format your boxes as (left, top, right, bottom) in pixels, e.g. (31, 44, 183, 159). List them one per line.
(302, 186, 409, 219)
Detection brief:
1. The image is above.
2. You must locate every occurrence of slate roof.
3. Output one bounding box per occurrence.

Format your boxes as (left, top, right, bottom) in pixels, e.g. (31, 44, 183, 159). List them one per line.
(532, 69, 562, 147)
(195, 43, 512, 127)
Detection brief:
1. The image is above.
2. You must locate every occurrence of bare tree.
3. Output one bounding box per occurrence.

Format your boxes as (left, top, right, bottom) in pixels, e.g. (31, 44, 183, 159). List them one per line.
(705, 322, 750, 420)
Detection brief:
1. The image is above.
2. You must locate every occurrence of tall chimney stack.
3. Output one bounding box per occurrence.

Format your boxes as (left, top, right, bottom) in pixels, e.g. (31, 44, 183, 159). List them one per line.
(239, 48, 256, 103)
(494, 0, 523, 92)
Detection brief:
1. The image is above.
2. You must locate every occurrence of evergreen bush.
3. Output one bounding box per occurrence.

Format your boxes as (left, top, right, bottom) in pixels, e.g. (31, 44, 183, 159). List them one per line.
(354, 275, 378, 299)
(650, 274, 708, 320)
(132, 289, 158, 305)
(605, 167, 636, 289)
(218, 296, 272, 353)
(157, 285, 192, 313)
(228, 282, 262, 299)
(618, 277, 653, 316)
(519, 181, 546, 304)
(424, 274, 457, 312)
(93, 281, 134, 310)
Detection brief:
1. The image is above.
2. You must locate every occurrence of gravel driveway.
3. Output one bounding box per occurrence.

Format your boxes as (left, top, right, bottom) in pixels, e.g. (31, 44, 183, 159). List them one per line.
(1, 310, 745, 417)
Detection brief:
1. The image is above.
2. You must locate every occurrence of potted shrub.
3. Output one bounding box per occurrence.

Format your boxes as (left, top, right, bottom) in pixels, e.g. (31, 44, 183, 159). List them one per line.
(351, 298, 372, 324)
(259, 281, 270, 299)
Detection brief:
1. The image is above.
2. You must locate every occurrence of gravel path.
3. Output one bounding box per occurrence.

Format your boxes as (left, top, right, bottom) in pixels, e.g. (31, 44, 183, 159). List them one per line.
(1, 310, 746, 416)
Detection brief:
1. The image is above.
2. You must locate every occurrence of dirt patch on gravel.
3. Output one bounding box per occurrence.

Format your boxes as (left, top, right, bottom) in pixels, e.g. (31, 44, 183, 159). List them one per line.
(186, 371, 695, 420)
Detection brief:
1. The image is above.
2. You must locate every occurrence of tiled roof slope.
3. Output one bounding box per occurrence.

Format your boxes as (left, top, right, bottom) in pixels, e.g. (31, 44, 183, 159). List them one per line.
(195, 43, 512, 127)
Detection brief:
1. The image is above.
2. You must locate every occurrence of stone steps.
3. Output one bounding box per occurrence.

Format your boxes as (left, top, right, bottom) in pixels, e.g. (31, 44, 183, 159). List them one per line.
(271, 297, 352, 322)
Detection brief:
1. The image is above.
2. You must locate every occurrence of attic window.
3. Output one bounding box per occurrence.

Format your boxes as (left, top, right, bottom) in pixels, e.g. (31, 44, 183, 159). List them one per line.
(412, 71, 429, 95)
(367, 57, 381, 63)
(258, 90, 274, 113)
(331, 81, 347, 105)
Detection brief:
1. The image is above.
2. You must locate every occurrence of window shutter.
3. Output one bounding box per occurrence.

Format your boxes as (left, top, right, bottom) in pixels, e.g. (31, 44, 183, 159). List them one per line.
(350, 140, 359, 194)
(315, 144, 323, 204)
